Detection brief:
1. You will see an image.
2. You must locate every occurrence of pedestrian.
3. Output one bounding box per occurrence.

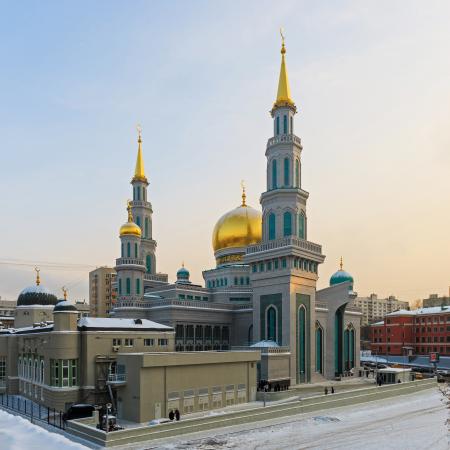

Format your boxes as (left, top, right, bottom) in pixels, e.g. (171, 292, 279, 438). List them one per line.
(324, 387, 328, 395)
(331, 386, 335, 394)
(168, 410, 174, 421)
(175, 409, 180, 421)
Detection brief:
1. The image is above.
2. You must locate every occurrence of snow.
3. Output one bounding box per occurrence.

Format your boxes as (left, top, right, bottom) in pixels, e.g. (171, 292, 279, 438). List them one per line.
(78, 317, 173, 330)
(0, 409, 88, 450)
(250, 340, 279, 348)
(20, 285, 52, 295)
(153, 388, 449, 450)
(388, 306, 450, 316)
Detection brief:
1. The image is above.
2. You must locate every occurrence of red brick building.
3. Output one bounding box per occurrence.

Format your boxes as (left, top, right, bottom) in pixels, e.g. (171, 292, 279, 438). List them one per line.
(370, 306, 450, 356)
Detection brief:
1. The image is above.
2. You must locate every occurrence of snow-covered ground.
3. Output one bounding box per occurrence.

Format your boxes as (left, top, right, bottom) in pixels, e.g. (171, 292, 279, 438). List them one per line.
(149, 388, 448, 450)
(0, 409, 89, 450)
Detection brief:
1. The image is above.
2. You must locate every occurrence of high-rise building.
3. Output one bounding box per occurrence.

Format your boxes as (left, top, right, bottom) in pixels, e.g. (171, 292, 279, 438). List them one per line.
(351, 294, 408, 326)
(89, 267, 117, 317)
(423, 292, 450, 308)
(0, 297, 16, 328)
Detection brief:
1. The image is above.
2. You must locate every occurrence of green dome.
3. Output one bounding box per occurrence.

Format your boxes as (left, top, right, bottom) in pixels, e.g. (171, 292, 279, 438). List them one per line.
(330, 270, 354, 287)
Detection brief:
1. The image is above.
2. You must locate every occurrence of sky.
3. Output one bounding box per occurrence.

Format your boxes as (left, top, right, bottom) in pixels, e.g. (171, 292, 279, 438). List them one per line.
(0, 0, 449, 303)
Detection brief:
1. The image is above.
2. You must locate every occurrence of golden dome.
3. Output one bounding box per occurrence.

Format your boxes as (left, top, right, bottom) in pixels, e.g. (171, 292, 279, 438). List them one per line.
(120, 201, 142, 237)
(212, 190, 262, 252)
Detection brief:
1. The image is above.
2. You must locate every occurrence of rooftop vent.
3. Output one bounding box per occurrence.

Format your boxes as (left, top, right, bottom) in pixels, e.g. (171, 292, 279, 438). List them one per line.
(134, 319, 142, 325)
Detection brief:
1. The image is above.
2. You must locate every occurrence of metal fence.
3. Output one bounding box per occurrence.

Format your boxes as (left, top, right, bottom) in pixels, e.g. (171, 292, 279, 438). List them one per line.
(0, 394, 65, 429)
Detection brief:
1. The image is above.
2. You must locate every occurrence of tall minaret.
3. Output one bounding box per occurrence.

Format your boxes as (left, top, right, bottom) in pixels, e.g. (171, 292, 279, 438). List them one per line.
(244, 34, 325, 385)
(115, 201, 145, 308)
(130, 127, 157, 275)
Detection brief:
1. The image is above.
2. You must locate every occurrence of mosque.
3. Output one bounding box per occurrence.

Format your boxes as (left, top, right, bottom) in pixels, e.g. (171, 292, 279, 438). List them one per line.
(113, 37, 362, 385)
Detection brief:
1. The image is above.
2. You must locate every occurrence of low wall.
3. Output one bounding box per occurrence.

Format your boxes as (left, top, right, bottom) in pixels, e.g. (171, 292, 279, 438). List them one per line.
(65, 378, 436, 447)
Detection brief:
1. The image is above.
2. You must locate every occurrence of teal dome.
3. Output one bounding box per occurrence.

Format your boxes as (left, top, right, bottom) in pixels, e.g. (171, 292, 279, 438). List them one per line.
(330, 270, 354, 286)
(176, 265, 190, 284)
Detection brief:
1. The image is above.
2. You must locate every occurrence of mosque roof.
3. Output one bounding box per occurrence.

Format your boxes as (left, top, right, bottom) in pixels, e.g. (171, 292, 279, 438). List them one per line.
(78, 317, 173, 331)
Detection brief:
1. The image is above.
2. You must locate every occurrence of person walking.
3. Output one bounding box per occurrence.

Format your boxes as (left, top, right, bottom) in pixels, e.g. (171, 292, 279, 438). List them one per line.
(324, 387, 328, 395)
(175, 409, 180, 421)
(331, 386, 335, 394)
(168, 410, 174, 421)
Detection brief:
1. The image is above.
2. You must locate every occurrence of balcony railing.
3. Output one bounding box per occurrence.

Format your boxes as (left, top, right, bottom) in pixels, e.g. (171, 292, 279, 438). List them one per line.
(115, 258, 145, 267)
(107, 373, 126, 384)
(246, 236, 322, 255)
(267, 134, 302, 148)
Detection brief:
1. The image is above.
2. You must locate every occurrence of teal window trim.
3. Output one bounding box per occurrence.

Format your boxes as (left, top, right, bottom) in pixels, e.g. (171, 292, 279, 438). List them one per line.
(127, 242, 131, 258)
(298, 212, 305, 239)
(266, 306, 277, 342)
(295, 159, 300, 187)
(144, 217, 149, 238)
(283, 114, 287, 134)
(272, 160, 277, 189)
(290, 116, 293, 134)
(136, 278, 140, 295)
(298, 306, 306, 380)
(283, 211, 292, 236)
(146, 255, 152, 273)
(284, 157, 290, 186)
(316, 325, 323, 373)
(126, 278, 131, 295)
(276, 116, 280, 135)
(134, 242, 138, 258)
(268, 213, 276, 240)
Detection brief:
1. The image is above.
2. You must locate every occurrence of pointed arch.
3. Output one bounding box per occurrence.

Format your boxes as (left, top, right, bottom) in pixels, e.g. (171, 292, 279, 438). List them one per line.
(272, 159, 278, 189)
(268, 213, 276, 240)
(298, 305, 307, 382)
(315, 321, 324, 374)
(284, 157, 290, 186)
(265, 305, 278, 342)
(283, 211, 292, 236)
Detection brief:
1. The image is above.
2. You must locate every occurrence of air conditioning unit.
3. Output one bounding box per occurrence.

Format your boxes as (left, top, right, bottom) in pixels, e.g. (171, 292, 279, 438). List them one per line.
(112, 346, 120, 352)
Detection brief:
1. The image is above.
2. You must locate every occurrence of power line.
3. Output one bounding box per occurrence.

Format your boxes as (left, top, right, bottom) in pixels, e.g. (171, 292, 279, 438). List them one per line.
(0, 258, 99, 271)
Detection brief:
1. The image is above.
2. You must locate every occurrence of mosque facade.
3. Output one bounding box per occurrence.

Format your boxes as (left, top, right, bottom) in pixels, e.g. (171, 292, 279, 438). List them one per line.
(113, 39, 362, 385)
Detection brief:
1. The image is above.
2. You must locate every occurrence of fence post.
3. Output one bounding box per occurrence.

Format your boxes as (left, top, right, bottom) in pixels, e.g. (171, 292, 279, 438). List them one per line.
(47, 407, 50, 424)
(31, 402, 33, 424)
(39, 403, 41, 419)
(59, 411, 62, 429)
(53, 408, 56, 427)
(6, 394, 8, 407)
(25, 399, 27, 415)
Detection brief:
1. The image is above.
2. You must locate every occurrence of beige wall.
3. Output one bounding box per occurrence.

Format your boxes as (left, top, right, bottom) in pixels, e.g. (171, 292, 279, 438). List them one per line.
(89, 267, 116, 317)
(117, 351, 259, 423)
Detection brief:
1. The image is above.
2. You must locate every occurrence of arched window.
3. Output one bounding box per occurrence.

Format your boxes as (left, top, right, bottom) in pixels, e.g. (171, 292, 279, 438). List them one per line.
(118, 278, 122, 295)
(136, 279, 141, 295)
(272, 159, 277, 189)
(268, 213, 276, 240)
(41, 360, 44, 384)
(134, 242, 138, 258)
(283, 211, 292, 236)
(349, 327, 355, 369)
(121, 243, 124, 258)
(144, 217, 149, 238)
(283, 115, 287, 134)
(298, 306, 307, 382)
(295, 159, 300, 187)
(137, 186, 141, 201)
(298, 212, 305, 239)
(28, 359, 32, 380)
(290, 116, 293, 134)
(146, 255, 151, 273)
(136, 216, 141, 228)
(126, 278, 131, 295)
(284, 157, 290, 186)
(316, 324, 323, 374)
(266, 306, 277, 342)
(34, 360, 38, 382)
(276, 116, 280, 135)
(127, 242, 131, 258)
(344, 329, 350, 371)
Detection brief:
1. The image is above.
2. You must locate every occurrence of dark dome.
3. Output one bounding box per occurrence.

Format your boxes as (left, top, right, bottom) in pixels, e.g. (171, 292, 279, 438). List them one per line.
(53, 300, 77, 312)
(17, 285, 58, 307)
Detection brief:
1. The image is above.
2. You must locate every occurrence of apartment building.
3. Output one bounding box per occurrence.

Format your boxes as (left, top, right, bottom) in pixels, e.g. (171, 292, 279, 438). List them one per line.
(351, 294, 408, 326)
(89, 267, 116, 317)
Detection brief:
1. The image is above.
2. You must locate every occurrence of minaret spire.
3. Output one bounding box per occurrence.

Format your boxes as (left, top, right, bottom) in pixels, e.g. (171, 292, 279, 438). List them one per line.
(35, 267, 40, 286)
(132, 124, 148, 183)
(273, 29, 295, 111)
(340, 256, 343, 270)
(241, 180, 247, 206)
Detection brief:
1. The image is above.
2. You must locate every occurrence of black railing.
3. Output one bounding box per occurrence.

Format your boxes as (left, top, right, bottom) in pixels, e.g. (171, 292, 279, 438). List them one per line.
(0, 394, 65, 429)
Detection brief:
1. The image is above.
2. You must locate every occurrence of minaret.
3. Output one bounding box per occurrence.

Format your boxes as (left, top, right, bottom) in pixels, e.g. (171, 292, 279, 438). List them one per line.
(244, 33, 325, 385)
(115, 201, 145, 308)
(130, 127, 157, 275)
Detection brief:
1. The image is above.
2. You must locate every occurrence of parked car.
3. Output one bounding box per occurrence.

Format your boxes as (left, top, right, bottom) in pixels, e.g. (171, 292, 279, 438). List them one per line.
(63, 404, 96, 421)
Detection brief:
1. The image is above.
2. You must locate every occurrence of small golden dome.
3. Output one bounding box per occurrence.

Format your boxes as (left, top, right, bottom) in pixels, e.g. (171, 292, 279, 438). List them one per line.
(120, 201, 142, 237)
(212, 190, 262, 252)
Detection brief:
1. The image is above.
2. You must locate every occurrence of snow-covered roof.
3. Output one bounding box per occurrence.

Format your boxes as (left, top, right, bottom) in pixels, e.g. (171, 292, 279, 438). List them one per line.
(378, 367, 411, 373)
(387, 306, 450, 317)
(20, 285, 52, 295)
(77, 317, 173, 331)
(371, 321, 384, 326)
(250, 340, 279, 348)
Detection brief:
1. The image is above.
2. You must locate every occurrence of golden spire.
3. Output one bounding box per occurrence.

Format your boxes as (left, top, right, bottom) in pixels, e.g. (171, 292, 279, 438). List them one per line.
(241, 180, 246, 206)
(273, 29, 295, 110)
(132, 124, 148, 183)
(35, 267, 40, 286)
(340, 256, 343, 271)
(62, 286, 68, 300)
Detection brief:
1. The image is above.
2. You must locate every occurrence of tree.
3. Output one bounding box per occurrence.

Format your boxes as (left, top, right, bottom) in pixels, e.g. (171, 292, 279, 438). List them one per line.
(410, 299, 422, 310)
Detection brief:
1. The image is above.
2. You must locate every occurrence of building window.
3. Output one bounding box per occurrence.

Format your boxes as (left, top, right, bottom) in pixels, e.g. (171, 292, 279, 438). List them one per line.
(283, 211, 292, 236)
(0, 357, 6, 387)
(284, 157, 290, 186)
(272, 159, 277, 189)
(134, 243, 138, 258)
(276, 116, 280, 135)
(124, 338, 134, 347)
(113, 339, 122, 346)
(127, 242, 131, 258)
(118, 278, 122, 295)
(283, 114, 287, 134)
(298, 306, 307, 382)
(268, 213, 276, 240)
(315, 325, 323, 374)
(121, 243, 124, 257)
(295, 159, 300, 187)
(50, 359, 78, 387)
(144, 339, 154, 346)
(282, 258, 287, 268)
(136, 279, 141, 295)
(298, 212, 305, 239)
(266, 306, 277, 342)
(158, 339, 168, 346)
(290, 116, 293, 134)
(126, 278, 131, 295)
(136, 216, 141, 228)
(146, 255, 152, 273)
(144, 217, 149, 238)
